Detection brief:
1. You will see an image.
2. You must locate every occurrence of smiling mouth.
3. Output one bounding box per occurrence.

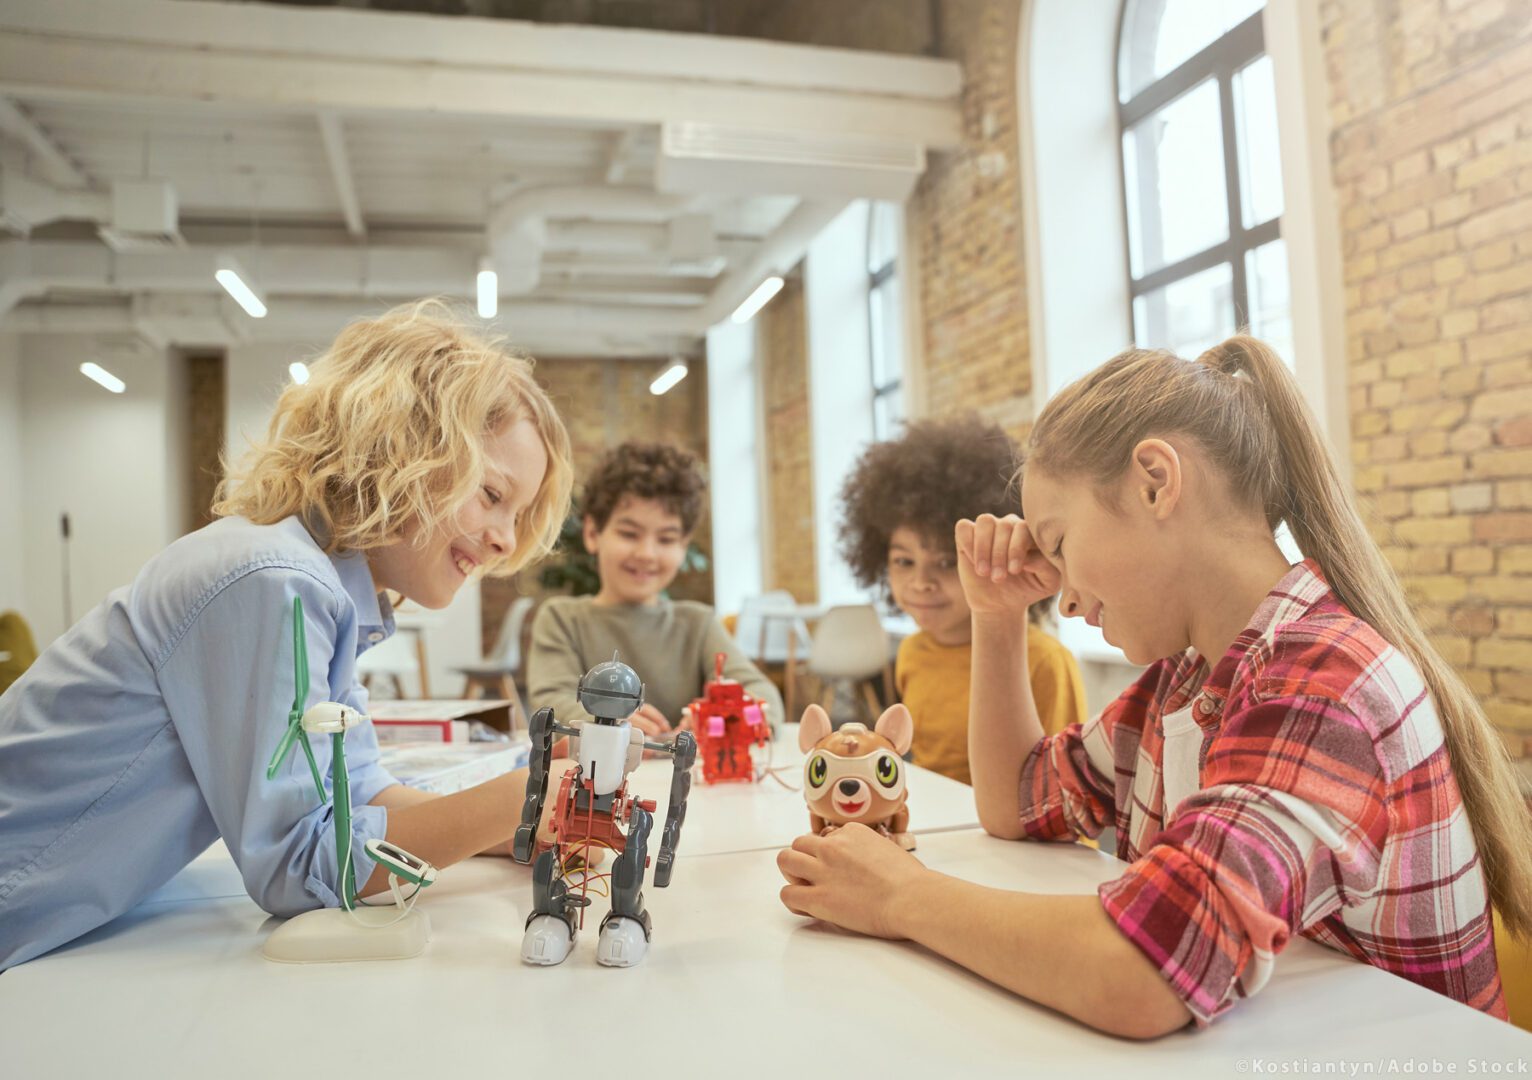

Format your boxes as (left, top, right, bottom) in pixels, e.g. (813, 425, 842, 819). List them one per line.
(452, 548, 478, 576)
(833, 798, 866, 815)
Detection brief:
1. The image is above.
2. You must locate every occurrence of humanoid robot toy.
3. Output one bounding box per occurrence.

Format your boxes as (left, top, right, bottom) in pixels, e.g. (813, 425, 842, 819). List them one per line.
(688, 652, 770, 784)
(513, 655, 696, 967)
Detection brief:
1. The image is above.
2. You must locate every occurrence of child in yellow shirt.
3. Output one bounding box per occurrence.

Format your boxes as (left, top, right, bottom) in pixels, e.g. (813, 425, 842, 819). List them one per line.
(839, 417, 1086, 784)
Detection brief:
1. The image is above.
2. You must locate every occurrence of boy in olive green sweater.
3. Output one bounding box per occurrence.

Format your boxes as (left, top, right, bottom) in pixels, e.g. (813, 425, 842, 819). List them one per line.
(528, 441, 782, 738)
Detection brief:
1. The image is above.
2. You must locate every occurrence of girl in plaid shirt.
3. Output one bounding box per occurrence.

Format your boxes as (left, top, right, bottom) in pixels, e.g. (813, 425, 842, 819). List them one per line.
(777, 335, 1532, 1037)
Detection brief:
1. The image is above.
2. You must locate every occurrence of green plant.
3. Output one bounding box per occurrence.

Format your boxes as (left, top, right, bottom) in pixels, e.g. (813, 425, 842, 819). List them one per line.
(535, 513, 710, 597)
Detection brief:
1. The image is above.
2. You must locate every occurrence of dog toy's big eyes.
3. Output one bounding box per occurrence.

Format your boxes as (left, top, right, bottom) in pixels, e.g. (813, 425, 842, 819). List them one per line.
(875, 754, 899, 788)
(807, 754, 829, 789)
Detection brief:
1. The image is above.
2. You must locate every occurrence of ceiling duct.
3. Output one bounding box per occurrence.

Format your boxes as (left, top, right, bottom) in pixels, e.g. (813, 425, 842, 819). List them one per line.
(655, 121, 925, 201)
(98, 179, 185, 253)
(0, 169, 183, 250)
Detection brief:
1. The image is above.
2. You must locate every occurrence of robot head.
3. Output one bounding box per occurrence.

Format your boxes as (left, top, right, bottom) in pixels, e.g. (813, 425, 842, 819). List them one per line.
(577, 653, 644, 723)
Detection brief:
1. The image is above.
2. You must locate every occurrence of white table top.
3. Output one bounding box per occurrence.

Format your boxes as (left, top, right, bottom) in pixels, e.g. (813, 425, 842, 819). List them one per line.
(136, 749, 978, 906)
(625, 737, 979, 857)
(4, 829, 1526, 1078)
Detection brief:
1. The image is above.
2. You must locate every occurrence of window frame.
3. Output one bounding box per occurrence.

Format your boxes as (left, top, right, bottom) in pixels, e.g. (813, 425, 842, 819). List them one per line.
(1116, 7, 1277, 335)
(865, 201, 904, 442)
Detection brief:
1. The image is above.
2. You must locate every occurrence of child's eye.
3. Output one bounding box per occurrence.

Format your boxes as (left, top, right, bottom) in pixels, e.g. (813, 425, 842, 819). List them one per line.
(1050, 540, 1063, 559)
(483, 486, 501, 506)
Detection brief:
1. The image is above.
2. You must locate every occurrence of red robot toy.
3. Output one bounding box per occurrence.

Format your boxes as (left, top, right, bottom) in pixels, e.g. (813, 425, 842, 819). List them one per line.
(687, 652, 770, 784)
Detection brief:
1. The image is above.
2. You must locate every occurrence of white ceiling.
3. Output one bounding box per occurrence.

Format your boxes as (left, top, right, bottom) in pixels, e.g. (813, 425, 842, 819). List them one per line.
(0, 0, 961, 357)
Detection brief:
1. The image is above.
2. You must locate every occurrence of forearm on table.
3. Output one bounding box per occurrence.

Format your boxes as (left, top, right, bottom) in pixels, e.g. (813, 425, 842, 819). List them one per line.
(968, 614, 1045, 839)
(357, 768, 530, 896)
(892, 872, 1191, 1039)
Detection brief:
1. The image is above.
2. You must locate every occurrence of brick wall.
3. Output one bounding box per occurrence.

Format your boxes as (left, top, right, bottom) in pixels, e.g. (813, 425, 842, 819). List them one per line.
(479, 354, 712, 653)
(184, 351, 224, 532)
(908, 0, 1032, 441)
(728, 0, 1032, 607)
(1323, 0, 1532, 772)
(727, 0, 1033, 442)
(758, 276, 817, 602)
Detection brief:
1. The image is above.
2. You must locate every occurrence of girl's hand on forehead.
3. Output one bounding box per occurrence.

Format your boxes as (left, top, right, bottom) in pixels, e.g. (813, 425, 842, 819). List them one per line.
(954, 515, 1062, 616)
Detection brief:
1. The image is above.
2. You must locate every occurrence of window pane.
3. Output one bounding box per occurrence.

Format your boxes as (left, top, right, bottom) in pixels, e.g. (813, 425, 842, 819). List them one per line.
(1123, 78, 1229, 279)
(1245, 238, 1292, 368)
(1234, 54, 1284, 227)
(869, 276, 903, 389)
(867, 201, 900, 275)
(873, 386, 903, 443)
(1132, 261, 1235, 358)
(1119, 0, 1266, 102)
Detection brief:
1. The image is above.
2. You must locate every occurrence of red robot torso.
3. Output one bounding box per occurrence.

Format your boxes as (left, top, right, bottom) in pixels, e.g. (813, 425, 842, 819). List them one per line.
(688, 652, 769, 784)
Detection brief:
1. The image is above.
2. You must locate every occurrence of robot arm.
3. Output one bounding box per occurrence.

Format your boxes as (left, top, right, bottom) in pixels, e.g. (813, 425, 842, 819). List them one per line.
(651, 730, 697, 887)
(512, 706, 579, 864)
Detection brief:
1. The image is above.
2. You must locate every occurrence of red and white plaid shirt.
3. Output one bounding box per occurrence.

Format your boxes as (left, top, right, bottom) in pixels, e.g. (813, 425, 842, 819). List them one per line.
(1019, 560, 1506, 1026)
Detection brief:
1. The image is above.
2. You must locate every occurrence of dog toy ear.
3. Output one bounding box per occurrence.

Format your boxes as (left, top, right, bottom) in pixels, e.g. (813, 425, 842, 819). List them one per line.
(798, 703, 832, 753)
(874, 703, 914, 756)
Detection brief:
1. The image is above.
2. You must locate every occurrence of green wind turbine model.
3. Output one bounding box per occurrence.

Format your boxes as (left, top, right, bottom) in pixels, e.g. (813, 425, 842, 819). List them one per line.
(261, 596, 437, 963)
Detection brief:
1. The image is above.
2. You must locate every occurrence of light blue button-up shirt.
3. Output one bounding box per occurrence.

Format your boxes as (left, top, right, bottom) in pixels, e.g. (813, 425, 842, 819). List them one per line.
(0, 515, 399, 969)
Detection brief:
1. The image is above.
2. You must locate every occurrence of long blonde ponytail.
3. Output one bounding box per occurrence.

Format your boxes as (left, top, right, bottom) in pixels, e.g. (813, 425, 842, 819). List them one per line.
(1029, 335, 1532, 938)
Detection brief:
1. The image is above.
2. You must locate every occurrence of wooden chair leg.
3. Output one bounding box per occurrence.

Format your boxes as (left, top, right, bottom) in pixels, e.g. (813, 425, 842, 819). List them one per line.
(461, 676, 477, 699)
(860, 681, 882, 723)
(390, 674, 407, 699)
(494, 674, 513, 699)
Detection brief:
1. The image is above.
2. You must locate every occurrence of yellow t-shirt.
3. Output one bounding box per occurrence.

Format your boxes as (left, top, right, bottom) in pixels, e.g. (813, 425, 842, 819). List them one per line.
(895, 625, 1086, 786)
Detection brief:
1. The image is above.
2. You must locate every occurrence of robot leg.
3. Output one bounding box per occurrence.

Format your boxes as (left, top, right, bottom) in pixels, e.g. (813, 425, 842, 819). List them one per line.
(597, 805, 653, 968)
(522, 846, 580, 966)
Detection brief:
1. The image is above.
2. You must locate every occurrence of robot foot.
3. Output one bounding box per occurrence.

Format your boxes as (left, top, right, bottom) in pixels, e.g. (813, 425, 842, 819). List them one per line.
(521, 915, 575, 966)
(595, 916, 649, 968)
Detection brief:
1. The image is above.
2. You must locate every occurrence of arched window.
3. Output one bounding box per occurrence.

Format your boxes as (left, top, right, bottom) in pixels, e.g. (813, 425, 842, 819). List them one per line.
(866, 200, 904, 440)
(1118, 0, 1291, 362)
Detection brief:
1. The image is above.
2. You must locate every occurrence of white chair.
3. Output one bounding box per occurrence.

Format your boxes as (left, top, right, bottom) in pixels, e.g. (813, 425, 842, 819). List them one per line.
(356, 632, 422, 700)
(453, 595, 536, 702)
(804, 604, 893, 726)
(734, 591, 811, 720)
(735, 591, 810, 664)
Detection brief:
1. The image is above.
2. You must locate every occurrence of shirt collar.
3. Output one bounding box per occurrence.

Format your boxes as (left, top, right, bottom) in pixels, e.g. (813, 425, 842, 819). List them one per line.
(1197, 558, 1333, 716)
(329, 547, 394, 644)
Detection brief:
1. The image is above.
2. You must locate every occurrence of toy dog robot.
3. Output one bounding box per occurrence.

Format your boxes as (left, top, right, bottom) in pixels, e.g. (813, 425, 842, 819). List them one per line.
(513, 655, 696, 967)
(798, 702, 915, 851)
(688, 652, 770, 784)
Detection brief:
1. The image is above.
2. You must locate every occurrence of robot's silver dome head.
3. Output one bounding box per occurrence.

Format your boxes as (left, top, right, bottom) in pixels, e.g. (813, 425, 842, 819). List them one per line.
(577, 653, 644, 721)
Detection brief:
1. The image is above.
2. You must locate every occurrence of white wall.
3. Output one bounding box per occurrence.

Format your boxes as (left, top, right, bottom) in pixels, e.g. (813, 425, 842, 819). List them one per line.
(19, 334, 177, 644)
(705, 319, 765, 617)
(804, 201, 877, 608)
(0, 332, 25, 615)
(225, 340, 310, 466)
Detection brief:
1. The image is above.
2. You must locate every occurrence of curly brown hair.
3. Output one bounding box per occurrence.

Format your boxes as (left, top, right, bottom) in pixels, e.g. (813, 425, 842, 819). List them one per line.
(838, 416, 1021, 588)
(581, 440, 707, 534)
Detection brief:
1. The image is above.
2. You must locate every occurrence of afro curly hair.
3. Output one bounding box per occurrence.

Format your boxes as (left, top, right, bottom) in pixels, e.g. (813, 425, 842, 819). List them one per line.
(837, 416, 1020, 590)
(581, 440, 707, 535)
